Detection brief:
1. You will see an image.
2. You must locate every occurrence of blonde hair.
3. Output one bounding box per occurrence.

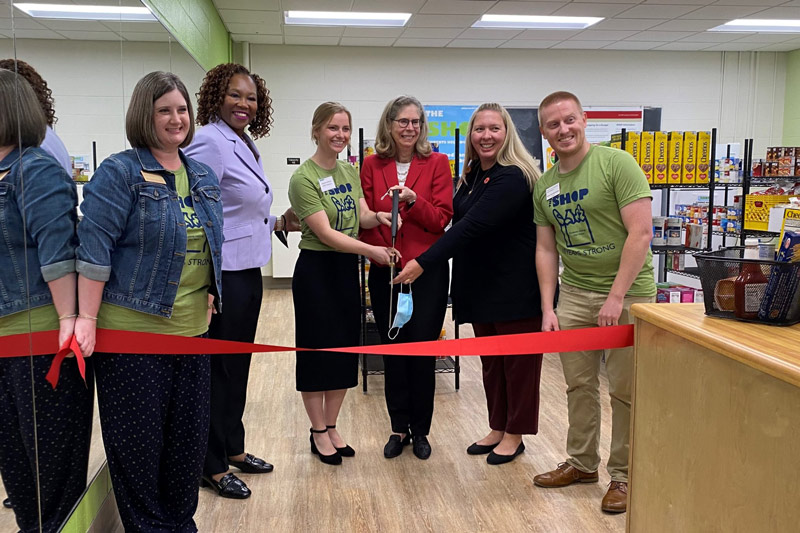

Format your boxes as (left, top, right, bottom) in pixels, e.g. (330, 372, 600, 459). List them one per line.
(311, 101, 352, 146)
(462, 103, 540, 191)
(374, 95, 431, 159)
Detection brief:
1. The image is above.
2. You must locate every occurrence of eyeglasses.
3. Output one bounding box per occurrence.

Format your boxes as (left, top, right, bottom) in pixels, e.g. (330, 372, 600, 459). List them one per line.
(393, 118, 421, 128)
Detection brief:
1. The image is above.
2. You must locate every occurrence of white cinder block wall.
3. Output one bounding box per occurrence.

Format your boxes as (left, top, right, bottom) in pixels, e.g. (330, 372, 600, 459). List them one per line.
(0, 39, 788, 277)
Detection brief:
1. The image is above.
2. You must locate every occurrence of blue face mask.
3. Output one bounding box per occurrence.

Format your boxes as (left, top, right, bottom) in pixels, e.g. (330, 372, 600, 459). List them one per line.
(388, 285, 413, 340)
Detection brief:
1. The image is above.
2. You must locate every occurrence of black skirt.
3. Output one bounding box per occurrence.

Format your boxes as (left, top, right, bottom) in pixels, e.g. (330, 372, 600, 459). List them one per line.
(293, 249, 360, 392)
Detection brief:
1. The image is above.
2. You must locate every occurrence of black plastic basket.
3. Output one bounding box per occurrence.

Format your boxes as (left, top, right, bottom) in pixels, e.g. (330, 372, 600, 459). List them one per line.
(693, 247, 800, 326)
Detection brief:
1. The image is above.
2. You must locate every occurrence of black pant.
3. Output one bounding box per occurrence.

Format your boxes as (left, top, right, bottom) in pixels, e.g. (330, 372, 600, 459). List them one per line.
(368, 261, 449, 436)
(205, 268, 263, 476)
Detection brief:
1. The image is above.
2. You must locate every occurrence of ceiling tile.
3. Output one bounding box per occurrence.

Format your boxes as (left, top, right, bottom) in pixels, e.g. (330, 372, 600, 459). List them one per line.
(218, 9, 282, 25)
(281, 0, 352, 10)
(420, 0, 494, 15)
(394, 37, 452, 47)
(626, 30, 698, 41)
(602, 41, 667, 50)
(340, 36, 398, 46)
(712, 0, 784, 5)
(552, 3, 633, 18)
(648, 19, 726, 31)
(283, 25, 344, 37)
(213, 0, 281, 9)
(400, 27, 462, 38)
(704, 41, 770, 51)
(486, 2, 565, 16)
(34, 20, 108, 32)
(498, 40, 560, 48)
(751, 7, 800, 18)
(0, 18, 45, 30)
(515, 29, 583, 40)
(617, 4, 706, 19)
(681, 5, 767, 19)
(446, 38, 505, 47)
(6, 29, 64, 39)
(756, 42, 800, 52)
(457, 28, 522, 39)
(122, 32, 172, 42)
(591, 18, 668, 30)
(226, 22, 282, 35)
(283, 35, 341, 45)
(575, 29, 641, 40)
(408, 14, 480, 28)
(351, 0, 427, 11)
(733, 33, 800, 43)
(342, 27, 404, 38)
(53, 30, 121, 41)
(678, 31, 753, 42)
(99, 22, 165, 33)
(654, 41, 716, 51)
(231, 34, 284, 44)
(640, 0, 715, 4)
(551, 40, 615, 49)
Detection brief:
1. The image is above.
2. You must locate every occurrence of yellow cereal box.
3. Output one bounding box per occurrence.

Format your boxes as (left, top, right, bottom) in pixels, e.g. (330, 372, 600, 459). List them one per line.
(654, 132, 668, 185)
(640, 131, 655, 183)
(696, 131, 711, 184)
(668, 131, 683, 184)
(626, 131, 641, 164)
(610, 133, 621, 150)
(682, 131, 697, 184)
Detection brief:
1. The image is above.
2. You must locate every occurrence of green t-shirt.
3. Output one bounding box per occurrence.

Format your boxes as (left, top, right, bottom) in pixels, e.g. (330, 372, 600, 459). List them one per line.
(288, 158, 363, 252)
(98, 165, 212, 336)
(0, 304, 58, 335)
(533, 145, 656, 297)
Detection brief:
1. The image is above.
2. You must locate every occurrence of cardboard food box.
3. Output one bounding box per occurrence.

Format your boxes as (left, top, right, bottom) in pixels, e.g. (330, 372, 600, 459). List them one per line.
(682, 131, 698, 184)
(653, 131, 668, 185)
(668, 131, 683, 184)
(640, 131, 655, 183)
(696, 131, 711, 184)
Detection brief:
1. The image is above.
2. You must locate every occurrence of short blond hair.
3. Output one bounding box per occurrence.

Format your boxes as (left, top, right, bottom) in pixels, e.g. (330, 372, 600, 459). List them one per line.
(126, 71, 195, 149)
(311, 102, 352, 146)
(538, 91, 583, 128)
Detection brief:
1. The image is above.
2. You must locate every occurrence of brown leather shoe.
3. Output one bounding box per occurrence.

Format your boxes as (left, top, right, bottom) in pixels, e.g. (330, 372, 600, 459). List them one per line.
(601, 481, 628, 513)
(533, 462, 599, 487)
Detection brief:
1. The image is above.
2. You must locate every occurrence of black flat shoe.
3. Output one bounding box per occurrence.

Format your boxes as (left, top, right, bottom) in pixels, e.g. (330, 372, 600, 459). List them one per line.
(487, 442, 525, 465)
(467, 441, 500, 455)
(383, 433, 411, 459)
(2, 498, 11, 509)
(201, 473, 251, 499)
(229, 453, 274, 474)
(310, 428, 342, 465)
(412, 435, 432, 460)
(326, 425, 355, 457)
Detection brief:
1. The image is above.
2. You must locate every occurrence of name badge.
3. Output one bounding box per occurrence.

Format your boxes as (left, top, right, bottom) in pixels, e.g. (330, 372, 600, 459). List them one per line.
(318, 176, 336, 192)
(0, 170, 8, 181)
(141, 171, 166, 184)
(545, 183, 560, 200)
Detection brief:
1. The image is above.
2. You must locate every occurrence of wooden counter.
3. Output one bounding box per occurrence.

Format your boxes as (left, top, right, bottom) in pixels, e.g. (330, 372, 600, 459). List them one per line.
(628, 303, 800, 533)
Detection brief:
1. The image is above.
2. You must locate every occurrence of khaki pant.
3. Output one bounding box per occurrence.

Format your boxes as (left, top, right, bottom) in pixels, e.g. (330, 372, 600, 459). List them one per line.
(556, 284, 654, 482)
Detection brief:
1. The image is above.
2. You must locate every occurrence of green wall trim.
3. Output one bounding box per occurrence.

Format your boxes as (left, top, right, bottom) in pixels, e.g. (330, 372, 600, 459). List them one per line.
(783, 49, 800, 145)
(60, 464, 112, 533)
(142, 0, 231, 71)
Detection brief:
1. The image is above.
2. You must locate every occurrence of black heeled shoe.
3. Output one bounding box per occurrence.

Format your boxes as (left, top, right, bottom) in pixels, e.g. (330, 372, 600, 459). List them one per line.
(229, 453, 274, 474)
(326, 425, 355, 457)
(200, 473, 251, 499)
(310, 428, 342, 465)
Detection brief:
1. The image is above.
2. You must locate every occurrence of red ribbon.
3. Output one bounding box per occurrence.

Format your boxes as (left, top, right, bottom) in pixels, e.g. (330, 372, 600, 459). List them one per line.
(3, 325, 634, 388)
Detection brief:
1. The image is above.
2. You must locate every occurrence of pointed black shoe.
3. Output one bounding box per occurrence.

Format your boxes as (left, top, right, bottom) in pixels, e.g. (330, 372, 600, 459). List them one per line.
(201, 473, 251, 499)
(383, 433, 411, 458)
(412, 435, 432, 460)
(487, 442, 525, 465)
(229, 453, 274, 474)
(310, 428, 342, 465)
(326, 425, 355, 457)
(466, 441, 499, 455)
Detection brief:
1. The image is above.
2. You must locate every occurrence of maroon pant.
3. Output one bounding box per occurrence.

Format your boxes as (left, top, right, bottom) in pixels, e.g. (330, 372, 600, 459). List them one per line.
(472, 316, 543, 435)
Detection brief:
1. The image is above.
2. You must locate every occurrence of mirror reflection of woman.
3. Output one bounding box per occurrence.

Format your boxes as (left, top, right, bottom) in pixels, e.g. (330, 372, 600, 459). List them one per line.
(75, 72, 223, 531)
(288, 102, 397, 465)
(394, 103, 545, 466)
(0, 68, 93, 533)
(186, 63, 298, 499)
(360, 96, 453, 460)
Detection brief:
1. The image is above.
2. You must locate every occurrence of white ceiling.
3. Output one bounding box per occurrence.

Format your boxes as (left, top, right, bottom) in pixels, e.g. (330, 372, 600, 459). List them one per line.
(213, 0, 800, 52)
(0, 0, 172, 41)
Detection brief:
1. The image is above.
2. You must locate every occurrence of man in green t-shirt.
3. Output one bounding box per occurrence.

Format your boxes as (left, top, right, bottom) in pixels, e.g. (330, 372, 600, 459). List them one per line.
(532, 91, 656, 514)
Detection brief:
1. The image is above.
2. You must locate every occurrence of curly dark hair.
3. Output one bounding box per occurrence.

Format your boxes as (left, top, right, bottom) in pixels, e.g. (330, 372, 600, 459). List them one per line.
(0, 58, 56, 126)
(195, 63, 273, 139)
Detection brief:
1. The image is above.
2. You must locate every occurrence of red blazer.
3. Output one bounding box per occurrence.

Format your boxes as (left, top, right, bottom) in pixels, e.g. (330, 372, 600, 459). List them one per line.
(360, 152, 453, 268)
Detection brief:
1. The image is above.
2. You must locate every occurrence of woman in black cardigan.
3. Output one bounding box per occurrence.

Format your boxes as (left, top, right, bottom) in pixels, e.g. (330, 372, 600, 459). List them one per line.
(394, 102, 543, 465)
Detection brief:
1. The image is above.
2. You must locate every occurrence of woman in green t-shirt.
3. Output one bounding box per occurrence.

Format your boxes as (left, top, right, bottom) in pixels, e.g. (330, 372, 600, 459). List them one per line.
(288, 102, 397, 465)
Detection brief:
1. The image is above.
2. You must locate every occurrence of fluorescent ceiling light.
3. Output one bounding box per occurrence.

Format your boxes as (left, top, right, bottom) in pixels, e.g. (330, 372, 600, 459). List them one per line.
(284, 11, 411, 27)
(709, 19, 800, 33)
(14, 3, 156, 21)
(473, 14, 603, 30)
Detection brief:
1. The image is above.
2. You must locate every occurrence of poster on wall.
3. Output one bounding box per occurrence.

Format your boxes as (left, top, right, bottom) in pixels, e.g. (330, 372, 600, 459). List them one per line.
(425, 105, 477, 176)
(541, 107, 644, 170)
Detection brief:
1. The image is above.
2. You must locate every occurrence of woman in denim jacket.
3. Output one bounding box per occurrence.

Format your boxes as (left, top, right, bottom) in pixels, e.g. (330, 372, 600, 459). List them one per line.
(75, 71, 223, 532)
(0, 68, 94, 533)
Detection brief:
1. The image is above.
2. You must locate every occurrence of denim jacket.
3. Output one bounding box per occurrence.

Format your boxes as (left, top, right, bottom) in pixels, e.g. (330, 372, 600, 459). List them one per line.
(0, 146, 77, 318)
(76, 147, 223, 317)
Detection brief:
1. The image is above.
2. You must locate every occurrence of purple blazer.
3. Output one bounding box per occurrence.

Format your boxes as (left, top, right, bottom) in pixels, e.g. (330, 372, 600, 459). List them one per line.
(185, 118, 275, 271)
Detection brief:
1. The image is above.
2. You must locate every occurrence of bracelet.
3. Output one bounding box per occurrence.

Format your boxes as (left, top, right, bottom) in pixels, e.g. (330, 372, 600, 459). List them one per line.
(77, 314, 97, 321)
(58, 314, 77, 320)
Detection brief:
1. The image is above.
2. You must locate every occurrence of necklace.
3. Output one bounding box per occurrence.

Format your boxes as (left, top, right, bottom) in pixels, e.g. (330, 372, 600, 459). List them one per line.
(469, 166, 489, 195)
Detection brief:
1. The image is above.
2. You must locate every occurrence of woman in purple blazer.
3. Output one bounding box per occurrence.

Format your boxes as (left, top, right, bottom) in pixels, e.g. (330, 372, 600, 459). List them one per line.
(185, 63, 298, 499)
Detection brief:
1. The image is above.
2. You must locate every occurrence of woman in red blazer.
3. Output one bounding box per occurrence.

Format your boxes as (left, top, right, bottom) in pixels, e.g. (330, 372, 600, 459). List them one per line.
(361, 95, 453, 460)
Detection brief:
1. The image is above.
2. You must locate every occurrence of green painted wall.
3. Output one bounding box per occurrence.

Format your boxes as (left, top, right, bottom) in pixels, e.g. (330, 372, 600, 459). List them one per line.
(784, 49, 800, 145)
(142, 0, 230, 71)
